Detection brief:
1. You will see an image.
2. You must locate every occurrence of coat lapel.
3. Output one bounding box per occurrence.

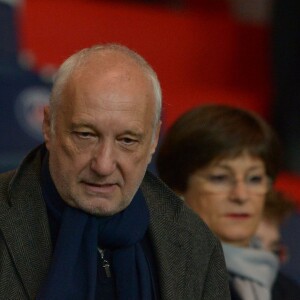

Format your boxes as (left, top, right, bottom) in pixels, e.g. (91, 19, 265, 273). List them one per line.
(142, 172, 191, 299)
(0, 147, 52, 299)
(148, 219, 188, 299)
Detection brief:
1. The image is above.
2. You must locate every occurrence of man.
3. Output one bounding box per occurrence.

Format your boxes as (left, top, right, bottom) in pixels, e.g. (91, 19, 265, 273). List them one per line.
(0, 44, 230, 299)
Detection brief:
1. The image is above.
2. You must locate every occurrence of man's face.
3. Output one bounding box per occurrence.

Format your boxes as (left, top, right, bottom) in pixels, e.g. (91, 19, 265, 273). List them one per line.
(43, 56, 160, 216)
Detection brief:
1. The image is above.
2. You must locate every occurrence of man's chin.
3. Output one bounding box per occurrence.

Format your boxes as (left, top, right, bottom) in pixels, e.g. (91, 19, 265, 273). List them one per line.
(74, 197, 128, 217)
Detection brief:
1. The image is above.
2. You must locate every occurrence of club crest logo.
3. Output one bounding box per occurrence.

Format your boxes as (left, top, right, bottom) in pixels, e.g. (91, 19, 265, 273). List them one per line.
(14, 87, 50, 141)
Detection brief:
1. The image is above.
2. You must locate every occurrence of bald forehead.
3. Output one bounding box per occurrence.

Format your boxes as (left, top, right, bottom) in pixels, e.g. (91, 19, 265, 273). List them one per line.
(73, 49, 146, 78)
(57, 49, 158, 129)
(62, 49, 154, 102)
(67, 53, 153, 100)
(51, 46, 160, 128)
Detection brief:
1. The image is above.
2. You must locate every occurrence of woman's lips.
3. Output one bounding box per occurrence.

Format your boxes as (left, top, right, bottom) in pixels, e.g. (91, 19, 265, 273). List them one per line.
(226, 213, 250, 219)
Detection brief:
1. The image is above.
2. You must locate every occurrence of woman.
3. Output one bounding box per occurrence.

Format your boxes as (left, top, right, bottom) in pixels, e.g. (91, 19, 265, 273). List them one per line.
(156, 104, 299, 299)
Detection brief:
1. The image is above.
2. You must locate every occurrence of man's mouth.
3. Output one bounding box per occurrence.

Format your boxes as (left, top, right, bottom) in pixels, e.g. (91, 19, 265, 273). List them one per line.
(81, 181, 118, 194)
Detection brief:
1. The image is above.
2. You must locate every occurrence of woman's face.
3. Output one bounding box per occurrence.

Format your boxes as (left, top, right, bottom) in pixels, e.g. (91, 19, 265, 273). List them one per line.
(183, 152, 270, 247)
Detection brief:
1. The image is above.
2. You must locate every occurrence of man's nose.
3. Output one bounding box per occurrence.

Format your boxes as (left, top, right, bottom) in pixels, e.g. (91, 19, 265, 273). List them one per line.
(90, 141, 117, 175)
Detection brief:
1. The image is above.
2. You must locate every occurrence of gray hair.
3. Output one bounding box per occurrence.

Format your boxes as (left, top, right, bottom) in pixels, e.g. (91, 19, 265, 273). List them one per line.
(49, 44, 162, 130)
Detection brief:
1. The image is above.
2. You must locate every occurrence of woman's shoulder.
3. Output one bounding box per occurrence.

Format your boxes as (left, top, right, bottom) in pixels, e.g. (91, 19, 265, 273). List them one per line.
(272, 271, 300, 299)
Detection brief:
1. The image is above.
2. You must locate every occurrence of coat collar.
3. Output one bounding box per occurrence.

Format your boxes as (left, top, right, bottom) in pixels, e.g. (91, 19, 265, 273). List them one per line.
(0, 146, 52, 299)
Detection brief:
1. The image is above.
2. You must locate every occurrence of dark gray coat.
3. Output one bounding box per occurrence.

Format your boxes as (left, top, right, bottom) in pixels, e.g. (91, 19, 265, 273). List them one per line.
(0, 147, 230, 299)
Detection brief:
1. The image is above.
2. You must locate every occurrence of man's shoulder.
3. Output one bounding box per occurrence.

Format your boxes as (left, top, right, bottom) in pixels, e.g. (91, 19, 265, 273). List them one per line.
(0, 170, 16, 204)
(141, 172, 230, 300)
(0, 170, 16, 183)
(142, 171, 219, 246)
(0, 146, 43, 207)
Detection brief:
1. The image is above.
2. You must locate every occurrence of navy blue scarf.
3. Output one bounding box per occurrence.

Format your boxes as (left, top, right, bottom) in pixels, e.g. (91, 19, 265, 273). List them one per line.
(38, 157, 154, 300)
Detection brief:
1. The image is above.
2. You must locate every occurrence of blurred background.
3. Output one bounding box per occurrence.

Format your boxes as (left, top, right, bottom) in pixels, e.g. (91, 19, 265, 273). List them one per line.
(1, 0, 300, 284)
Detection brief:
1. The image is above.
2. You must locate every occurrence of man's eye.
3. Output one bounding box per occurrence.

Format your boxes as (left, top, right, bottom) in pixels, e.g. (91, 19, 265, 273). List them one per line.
(121, 137, 137, 145)
(75, 131, 95, 139)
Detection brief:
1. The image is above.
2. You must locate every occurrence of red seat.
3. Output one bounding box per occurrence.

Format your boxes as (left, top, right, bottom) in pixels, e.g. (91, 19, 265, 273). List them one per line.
(275, 173, 300, 209)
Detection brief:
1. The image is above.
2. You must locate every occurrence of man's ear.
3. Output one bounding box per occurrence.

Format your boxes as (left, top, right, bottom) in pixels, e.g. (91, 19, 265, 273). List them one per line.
(42, 105, 51, 149)
(148, 120, 161, 164)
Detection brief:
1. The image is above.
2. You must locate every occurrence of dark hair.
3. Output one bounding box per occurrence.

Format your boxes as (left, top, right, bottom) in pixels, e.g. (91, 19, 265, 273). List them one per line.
(156, 104, 282, 192)
(264, 189, 295, 225)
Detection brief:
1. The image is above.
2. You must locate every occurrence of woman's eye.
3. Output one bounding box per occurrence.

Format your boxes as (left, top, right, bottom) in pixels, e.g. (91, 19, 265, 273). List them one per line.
(248, 175, 263, 184)
(208, 174, 230, 183)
